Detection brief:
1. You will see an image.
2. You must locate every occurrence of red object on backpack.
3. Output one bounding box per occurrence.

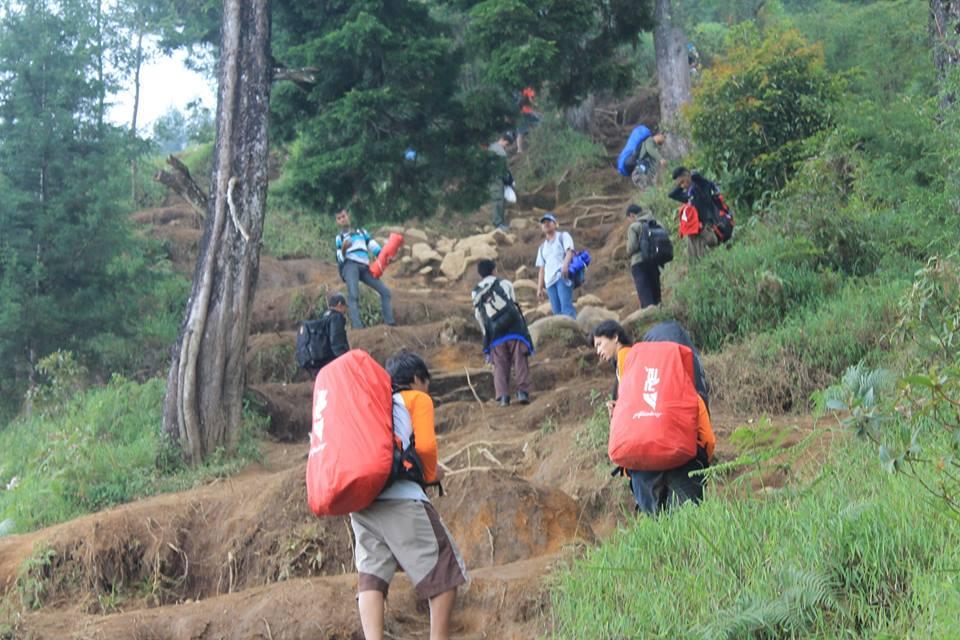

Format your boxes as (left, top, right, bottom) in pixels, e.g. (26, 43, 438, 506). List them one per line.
(306, 350, 395, 516)
(678, 203, 702, 237)
(608, 342, 701, 471)
(369, 233, 404, 279)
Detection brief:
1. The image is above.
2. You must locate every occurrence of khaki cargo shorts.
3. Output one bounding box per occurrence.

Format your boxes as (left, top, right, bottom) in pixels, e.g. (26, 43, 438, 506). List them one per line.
(350, 499, 468, 600)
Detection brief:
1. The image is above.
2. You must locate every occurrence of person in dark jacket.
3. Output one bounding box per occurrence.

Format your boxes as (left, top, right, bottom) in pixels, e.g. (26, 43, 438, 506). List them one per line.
(625, 204, 662, 310)
(471, 259, 533, 406)
(668, 167, 720, 262)
(304, 292, 350, 378)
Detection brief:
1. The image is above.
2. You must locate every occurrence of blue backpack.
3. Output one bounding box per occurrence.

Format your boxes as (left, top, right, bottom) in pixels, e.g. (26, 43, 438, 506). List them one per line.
(616, 125, 652, 176)
(568, 250, 591, 289)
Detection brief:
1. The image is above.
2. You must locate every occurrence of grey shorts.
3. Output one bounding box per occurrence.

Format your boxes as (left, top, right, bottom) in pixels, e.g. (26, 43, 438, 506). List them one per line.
(349, 499, 468, 599)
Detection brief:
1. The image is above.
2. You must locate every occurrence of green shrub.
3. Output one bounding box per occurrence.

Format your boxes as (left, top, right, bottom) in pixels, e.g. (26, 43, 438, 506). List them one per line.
(550, 437, 960, 637)
(512, 113, 605, 197)
(669, 224, 842, 351)
(263, 202, 339, 260)
(0, 377, 267, 534)
(707, 278, 903, 413)
(687, 25, 843, 210)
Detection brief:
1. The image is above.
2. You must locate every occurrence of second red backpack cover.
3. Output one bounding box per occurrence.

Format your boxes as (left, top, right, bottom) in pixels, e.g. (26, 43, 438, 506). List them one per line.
(306, 350, 395, 516)
(609, 341, 700, 471)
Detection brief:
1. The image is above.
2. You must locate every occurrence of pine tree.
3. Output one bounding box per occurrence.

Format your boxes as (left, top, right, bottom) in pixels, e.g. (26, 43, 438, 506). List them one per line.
(0, 0, 131, 420)
(270, 0, 502, 221)
(453, 0, 655, 107)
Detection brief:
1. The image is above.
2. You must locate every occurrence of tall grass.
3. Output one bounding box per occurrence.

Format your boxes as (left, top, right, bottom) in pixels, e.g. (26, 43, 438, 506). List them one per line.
(0, 376, 267, 534)
(550, 435, 960, 638)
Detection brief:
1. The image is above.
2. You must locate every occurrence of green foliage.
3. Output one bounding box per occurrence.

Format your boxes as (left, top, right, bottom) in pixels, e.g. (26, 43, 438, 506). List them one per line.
(846, 256, 960, 519)
(815, 362, 896, 437)
(0, 377, 267, 534)
(271, 1, 498, 222)
(791, 0, 933, 101)
(0, 1, 188, 422)
(150, 101, 216, 153)
(687, 26, 843, 209)
(455, 0, 654, 107)
(550, 438, 960, 637)
(670, 224, 842, 350)
(23, 351, 89, 417)
(575, 390, 609, 452)
(705, 277, 902, 414)
(511, 113, 605, 196)
(263, 202, 339, 260)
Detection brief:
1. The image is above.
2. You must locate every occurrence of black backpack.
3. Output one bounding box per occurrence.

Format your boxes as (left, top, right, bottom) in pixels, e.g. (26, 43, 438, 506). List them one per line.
(296, 317, 332, 370)
(474, 280, 528, 346)
(640, 220, 674, 266)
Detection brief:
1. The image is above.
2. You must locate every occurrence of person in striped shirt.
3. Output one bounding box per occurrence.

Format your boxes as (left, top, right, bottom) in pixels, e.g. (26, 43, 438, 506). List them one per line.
(335, 208, 396, 328)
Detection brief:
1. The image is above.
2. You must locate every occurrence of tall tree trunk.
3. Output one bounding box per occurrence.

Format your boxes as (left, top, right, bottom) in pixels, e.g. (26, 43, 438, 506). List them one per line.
(130, 27, 144, 203)
(654, 0, 691, 158)
(162, 0, 272, 465)
(931, 0, 960, 109)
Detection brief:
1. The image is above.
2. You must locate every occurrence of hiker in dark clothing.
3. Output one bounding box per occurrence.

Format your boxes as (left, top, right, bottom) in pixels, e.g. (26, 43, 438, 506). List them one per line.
(472, 259, 533, 407)
(669, 167, 720, 262)
(625, 204, 662, 310)
(489, 132, 514, 230)
(591, 319, 715, 515)
(302, 292, 350, 379)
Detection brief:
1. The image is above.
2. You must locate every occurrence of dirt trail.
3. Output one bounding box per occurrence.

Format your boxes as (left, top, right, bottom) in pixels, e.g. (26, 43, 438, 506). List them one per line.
(0, 91, 824, 639)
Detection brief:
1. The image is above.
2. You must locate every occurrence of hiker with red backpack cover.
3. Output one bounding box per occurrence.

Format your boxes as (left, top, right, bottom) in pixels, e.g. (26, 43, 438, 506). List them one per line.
(669, 167, 734, 262)
(306, 349, 466, 640)
(591, 320, 716, 514)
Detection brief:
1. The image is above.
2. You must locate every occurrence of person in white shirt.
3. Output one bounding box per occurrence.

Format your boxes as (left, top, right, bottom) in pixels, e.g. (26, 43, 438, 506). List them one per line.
(535, 213, 577, 319)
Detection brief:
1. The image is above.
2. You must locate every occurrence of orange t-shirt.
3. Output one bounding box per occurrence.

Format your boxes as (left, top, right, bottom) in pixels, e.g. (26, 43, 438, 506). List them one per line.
(399, 389, 439, 483)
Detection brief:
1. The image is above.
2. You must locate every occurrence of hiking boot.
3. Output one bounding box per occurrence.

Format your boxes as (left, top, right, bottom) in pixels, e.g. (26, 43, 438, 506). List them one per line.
(516, 391, 530, 405)
(498, 396, 510, 407)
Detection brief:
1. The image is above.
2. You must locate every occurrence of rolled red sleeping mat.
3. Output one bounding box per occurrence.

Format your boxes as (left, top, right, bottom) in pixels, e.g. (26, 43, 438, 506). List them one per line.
(369, 233, 404, 278)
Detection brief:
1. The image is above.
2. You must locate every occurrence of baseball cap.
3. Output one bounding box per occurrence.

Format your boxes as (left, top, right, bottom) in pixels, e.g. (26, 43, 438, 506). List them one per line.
(539, 213, 558, 224)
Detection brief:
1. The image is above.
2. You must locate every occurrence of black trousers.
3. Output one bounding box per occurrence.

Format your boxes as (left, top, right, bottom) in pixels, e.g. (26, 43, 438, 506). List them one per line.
(628, 452, 708, 515)
(631, 261, 662, 308)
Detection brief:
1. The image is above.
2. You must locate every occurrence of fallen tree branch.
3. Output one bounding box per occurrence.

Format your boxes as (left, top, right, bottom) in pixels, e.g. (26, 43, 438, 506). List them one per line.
(154, 155, 208, 222)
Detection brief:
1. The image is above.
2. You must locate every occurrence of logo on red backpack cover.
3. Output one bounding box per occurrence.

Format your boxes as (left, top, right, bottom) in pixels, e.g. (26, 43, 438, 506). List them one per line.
(309, 389, 328, 457)
(632, 367, 662, 418)
(643, 367, 659, 410)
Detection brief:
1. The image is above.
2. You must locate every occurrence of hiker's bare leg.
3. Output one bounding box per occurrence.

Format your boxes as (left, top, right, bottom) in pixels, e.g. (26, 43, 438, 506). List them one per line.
(358, 590, 385, 640)
(429, 588, 457, 640)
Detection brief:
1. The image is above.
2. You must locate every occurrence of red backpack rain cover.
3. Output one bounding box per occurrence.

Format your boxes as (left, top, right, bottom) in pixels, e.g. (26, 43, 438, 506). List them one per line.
(678, 203, 701, 237)
(609, 342, 701, 471)
(306, 350, 395, 516)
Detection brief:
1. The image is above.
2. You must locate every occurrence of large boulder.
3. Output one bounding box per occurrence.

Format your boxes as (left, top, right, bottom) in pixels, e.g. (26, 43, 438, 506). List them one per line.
(528, 315, 584, 350)
(455, 233, 497, 258)
(411, 242, 442, 264)
(576, 305, 620, 334)
(404, 227, 429, 243)
(440, 249, 467, 280)
(465, 243, 498, 264)
(436, 236, 456, 254)
(575, 294, 605, 309)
